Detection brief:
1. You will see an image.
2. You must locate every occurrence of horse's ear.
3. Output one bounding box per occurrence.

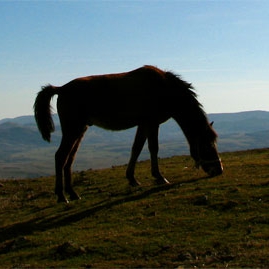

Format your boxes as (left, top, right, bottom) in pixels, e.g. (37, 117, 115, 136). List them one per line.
(210, 121, 214, 126)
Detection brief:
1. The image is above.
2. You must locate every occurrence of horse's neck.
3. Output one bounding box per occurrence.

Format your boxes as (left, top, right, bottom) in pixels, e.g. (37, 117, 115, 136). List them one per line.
(173, 113, 207, 145)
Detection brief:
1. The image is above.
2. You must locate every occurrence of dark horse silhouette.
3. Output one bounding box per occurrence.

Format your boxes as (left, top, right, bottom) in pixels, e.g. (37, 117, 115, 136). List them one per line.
(34, 65, 223, 203)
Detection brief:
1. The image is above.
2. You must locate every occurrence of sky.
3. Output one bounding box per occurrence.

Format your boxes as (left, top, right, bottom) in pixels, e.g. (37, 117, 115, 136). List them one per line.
(1, 0, 269, 120)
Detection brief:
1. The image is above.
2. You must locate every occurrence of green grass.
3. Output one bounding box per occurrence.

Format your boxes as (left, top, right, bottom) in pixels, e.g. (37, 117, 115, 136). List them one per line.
(1, 149, 269, 267)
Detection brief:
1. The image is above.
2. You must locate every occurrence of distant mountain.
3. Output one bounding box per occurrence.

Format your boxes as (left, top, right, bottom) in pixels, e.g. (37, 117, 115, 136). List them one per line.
(0, 114, 60, 126)
(0, 122, 44, 146)
(0, 115, 35, 125)
(0, 110, 269, 178)
(209, 111, 269, 134)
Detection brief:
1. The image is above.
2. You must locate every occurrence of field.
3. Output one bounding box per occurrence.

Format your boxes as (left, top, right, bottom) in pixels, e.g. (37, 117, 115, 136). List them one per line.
(0, 148, 269, 268)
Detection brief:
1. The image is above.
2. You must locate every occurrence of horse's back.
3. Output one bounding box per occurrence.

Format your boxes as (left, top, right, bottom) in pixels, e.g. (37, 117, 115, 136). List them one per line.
(56, 66, 171, 131)
(58, 66, 167, 107)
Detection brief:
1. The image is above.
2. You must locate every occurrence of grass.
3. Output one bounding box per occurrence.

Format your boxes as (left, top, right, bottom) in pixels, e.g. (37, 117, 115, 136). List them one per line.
(0, 148, 269, 267)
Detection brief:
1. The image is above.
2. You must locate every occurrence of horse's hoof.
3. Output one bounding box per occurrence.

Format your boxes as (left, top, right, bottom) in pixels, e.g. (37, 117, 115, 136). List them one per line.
(57, 195, 69, 203)
(128, 178, 141, 187)
(70, 193, 81, 201)
(126, 174, 141, 187)
(65, 189, 81, 201)
(155, 177, 170, 185)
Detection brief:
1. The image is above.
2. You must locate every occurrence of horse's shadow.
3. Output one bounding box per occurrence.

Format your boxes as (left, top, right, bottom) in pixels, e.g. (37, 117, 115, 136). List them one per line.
(0, 176, 209, 245)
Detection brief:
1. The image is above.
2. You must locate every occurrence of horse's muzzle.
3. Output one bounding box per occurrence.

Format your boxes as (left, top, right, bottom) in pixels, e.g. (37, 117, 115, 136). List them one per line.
(199, 159, 223, 177)
(207, 164, 223, 177)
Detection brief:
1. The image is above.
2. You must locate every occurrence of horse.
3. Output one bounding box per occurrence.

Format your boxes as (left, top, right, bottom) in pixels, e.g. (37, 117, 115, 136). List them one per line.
(34, 65, 223, 203)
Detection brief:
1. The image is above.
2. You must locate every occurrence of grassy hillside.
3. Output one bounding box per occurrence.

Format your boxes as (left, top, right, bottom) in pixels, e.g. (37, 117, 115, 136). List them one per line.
(0, 149, 269, 268)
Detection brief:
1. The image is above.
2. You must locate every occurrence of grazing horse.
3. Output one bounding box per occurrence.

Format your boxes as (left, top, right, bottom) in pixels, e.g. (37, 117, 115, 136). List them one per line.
(34, 65, 223, 203)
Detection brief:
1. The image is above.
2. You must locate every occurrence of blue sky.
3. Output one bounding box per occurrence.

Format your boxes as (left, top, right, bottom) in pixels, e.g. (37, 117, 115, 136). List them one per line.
(1, 0, 269, 119)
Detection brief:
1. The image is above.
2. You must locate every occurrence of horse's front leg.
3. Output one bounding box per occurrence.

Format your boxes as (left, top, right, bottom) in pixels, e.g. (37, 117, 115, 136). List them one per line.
(126, 125, 147, 186)
(147, 125, 170, 185)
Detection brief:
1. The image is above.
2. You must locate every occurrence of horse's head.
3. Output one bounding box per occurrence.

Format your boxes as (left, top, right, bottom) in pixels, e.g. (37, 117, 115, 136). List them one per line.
(190, 122, 223, 177)
(192, 141, 223, 177)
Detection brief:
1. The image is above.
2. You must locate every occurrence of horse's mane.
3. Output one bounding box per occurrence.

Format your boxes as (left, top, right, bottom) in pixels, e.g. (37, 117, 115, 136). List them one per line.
(165, 70, 218, 142)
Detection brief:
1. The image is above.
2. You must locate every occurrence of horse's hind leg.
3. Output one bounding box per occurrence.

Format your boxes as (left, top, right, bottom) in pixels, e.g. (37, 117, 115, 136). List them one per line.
(126, 125, 147, 186)
(64, 128, 87, 201)
(55, 128, 85, 203)
(55, 136, 76, 203)
(147, 124, 170, 185)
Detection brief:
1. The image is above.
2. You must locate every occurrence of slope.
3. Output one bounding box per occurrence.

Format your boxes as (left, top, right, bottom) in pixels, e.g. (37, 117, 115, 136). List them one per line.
(0, 149, 269, 268)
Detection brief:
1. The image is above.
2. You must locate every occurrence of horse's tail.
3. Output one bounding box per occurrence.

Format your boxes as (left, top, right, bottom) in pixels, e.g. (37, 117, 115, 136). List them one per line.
(34, 84, 58, 142)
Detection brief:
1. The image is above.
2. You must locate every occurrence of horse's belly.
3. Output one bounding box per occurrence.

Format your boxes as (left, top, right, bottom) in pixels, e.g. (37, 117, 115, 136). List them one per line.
(88, 111, 170, 131)
(89, 116, 138, 131)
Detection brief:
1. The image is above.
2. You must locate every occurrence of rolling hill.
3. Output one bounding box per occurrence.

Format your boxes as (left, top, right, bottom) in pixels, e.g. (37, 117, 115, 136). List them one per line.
(0, 110, 269, 178)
